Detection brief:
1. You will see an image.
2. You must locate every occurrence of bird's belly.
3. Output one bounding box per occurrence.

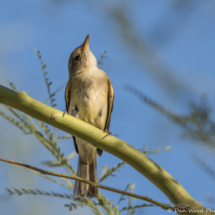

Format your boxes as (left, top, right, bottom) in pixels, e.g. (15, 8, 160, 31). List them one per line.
(67, 69, 109, 162)
(70, 86, 107, 162)
(69, 86, 108, 130)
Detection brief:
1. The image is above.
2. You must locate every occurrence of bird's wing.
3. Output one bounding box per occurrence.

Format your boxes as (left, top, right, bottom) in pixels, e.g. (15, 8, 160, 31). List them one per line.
(97, 77, 114, 156)
(105, 77, 114, 131)
(65, 79, 79, 154)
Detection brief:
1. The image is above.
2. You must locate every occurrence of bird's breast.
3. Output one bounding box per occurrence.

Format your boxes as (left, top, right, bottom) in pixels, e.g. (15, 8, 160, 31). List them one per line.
(69, 69, 108, 130)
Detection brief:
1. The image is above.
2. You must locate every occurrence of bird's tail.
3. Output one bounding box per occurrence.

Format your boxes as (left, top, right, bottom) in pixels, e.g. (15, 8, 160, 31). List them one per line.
(73, 156, 98, 198)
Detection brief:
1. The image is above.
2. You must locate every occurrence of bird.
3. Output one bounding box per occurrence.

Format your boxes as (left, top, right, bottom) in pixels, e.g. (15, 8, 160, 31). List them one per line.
(65, 35, 114, 198)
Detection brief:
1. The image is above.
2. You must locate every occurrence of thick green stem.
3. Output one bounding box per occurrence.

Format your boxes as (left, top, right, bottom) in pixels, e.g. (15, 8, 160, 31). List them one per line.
(0, 85, 208, 214)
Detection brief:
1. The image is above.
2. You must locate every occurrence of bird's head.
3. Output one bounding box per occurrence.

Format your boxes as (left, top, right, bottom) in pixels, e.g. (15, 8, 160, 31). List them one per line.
(68, 35, 97, 76)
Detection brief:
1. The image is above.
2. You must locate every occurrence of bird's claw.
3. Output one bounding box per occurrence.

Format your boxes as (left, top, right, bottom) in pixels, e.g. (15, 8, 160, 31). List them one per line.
(63, 109, 68, 117)
(102, 130, 112, 140)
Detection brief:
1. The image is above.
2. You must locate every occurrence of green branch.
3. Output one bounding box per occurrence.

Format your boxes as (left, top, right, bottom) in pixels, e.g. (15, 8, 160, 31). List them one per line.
(0, 85, 207, 214)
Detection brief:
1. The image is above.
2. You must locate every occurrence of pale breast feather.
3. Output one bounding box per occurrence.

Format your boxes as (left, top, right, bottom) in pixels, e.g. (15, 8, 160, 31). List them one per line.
(69, 69, 108, 129)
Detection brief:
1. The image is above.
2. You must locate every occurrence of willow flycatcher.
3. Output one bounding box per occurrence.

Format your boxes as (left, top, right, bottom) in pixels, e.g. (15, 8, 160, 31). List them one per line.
(65, 35, 114, 198)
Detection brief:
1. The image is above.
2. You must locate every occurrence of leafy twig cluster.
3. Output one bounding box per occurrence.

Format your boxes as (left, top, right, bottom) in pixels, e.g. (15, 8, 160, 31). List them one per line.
(97, 51, 108, 67)
(125, 85, 215, 148)
(125, 84, 215, 208)
(0, 51, 169, 214)
(34, 48, 56, 107)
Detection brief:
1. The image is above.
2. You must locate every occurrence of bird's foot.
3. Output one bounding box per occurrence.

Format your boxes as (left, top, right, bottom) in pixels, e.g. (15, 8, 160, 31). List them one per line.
(102, 129, 112, 140)
(63, 109, 68, 117)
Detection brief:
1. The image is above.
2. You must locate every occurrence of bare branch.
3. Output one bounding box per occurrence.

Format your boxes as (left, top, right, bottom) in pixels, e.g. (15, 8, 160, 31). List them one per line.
(0, 157, 172, 210)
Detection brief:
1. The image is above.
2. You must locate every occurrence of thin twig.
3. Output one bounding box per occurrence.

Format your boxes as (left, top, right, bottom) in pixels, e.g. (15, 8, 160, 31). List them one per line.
(43, 83, 66, 104)
(34, 48, 56, 107)
(97, 51, 108, 66)
(0, 157, 172, 210)
(117, 183, 130, 205)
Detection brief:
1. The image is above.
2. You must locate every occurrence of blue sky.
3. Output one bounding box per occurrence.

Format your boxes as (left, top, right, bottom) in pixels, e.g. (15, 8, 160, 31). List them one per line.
(0, 0, 215, 214)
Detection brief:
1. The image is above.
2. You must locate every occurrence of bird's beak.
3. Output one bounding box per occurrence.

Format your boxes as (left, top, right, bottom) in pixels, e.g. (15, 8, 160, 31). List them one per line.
(82, 35, 90, 55)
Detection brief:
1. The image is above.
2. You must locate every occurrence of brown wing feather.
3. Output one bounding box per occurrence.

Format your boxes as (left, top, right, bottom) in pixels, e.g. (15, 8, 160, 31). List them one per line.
(97, 77, 114, 156)
(105, 78, 114, 131)
(65, 79, 79, 154)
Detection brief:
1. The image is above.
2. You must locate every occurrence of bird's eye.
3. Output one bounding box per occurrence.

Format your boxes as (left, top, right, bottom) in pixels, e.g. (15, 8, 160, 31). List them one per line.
(74, 55, 80, 62)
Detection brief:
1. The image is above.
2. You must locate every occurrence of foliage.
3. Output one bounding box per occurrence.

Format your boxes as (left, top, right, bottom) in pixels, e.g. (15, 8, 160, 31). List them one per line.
(140, 144, 171, 155)
(97, 51, 108, 68)
(125, 85, 215, 149)
(98, 161, 126, 183)
(34, 48, 56, 108)
(0, 50, 162, 214)
(125, 84, 215, 206)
